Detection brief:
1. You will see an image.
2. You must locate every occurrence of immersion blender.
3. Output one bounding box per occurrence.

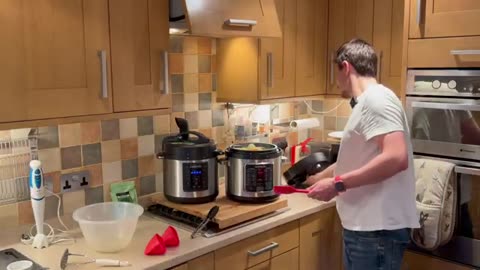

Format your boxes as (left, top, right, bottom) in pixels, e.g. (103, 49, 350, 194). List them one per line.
(29, 160, 49, 248)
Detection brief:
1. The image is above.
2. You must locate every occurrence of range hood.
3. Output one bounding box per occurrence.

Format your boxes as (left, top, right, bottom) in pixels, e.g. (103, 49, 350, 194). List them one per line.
(169, 0, 282, 38)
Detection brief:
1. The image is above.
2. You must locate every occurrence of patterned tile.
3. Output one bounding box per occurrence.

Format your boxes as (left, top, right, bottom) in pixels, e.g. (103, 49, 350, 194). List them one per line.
(61, 146, 82, 170)
(85, 186, 104, 205)
(153, 115, 171, 135)
(183, 37, 198, 54)
(198, 74, 212, 92)
(59, 123, 81, 147)
(122, 159, 138, 180)
(138, 155, 155, 177)
(199, 93, 212, 110)
(0, 203, 18, 227)
(85, 164, 103, 187)
(212, 110, 225, 127)
(101, 119, 120, 141)
(171, 74, 184, 93)
(184, 93, 199, 112)
(120, 118, 138, 139)
(137, 116, 154, 136)
(81, 121, 101, 144)
(184, 55, 198, 73)
(168, 53, 184, 74)
(38, 148, 61, 173)
(198, 55, 211, 73)
(82, 143, 102, 166)
(169, 36, 183, 53)
(155, 173, 164, 192)
(140, 175, 156, 196)
(63, 190, 85, 215)
(185, 111, 199, 129)
(38, 126, 59, 149)
(102, 161, 122, 184)
(101, 140, 121, 162)
(138, 135, 155, 156)
(121, 138, 138, 160)
(44, 171, 61, 193)
(184, 74, 199, 93)
(172, 94, 185, 112)
(197, 37, 212, 54)
(324, 116, 336, 130)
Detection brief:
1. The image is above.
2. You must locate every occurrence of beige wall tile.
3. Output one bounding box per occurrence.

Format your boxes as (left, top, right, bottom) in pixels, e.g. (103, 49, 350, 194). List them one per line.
(0, 203, 19, 227)
(279, 103, 294, 119)
(81, 121, 101, 144)
(44, 171, 61, 193)
(0, 130, 11, 140)
(324, 99, 340, 117)
(183, 37, 198, 54)
(101, 140, 121, 163)
(198, 128, 212, 138)
(63, 190, 85, 215)
(337, 99, 352, 117)
(183, 74, 199, 93)
(138, 135, 155, 156)
(184, 55, 198, 74)
(102, 161, 122, 184)
(38, 148, 61, 173)
(10, 128, 31, 139)
(59, 123, 81, 147)
(184, 93, 199, 112)
(198, 110, 212, 128)
(85, 164, 103, 187)
(119, 118, 138, 139)
(197, 37, 212, 54)
(324, 116, 336, 130)
(168, 53, 184, 74)
(154, 158, 163, 174)
(138, 155, 155, 177)
(18, 200, 34, 225)
(121, 138, 138, 160)
(198, 74, 212, 93)
(153, 115, 171, 135)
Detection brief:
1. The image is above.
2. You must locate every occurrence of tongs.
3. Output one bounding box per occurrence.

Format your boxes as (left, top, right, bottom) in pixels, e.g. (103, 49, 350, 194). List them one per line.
(191, 205, 220, 239)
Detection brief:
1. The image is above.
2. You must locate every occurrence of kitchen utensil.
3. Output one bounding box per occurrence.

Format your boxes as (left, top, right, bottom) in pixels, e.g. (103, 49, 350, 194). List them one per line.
(28, 160, 49, 249)
(283, 152, 331, 187)
(273, 186, 309, 194)
(191, 205, 220, 239)
(72, 202, 143, 252)
(224, 142, 283, 203)
(158, 117, 221, 204)
(60, 249, 129, 269)
(144, 234, 166, 255)
(162, 226, 180, 247)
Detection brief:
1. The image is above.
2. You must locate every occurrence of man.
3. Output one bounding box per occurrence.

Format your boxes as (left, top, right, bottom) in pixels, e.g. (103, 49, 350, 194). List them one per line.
(306, 39, 419, 270)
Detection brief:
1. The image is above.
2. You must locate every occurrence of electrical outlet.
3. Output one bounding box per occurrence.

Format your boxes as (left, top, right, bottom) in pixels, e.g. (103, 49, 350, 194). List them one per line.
(60, 170, 91, 193)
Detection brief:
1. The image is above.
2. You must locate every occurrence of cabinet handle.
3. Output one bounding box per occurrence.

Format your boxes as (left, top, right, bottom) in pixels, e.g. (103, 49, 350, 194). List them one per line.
(162, 51, 170, 95)
(267, 52, 273, 88)
(416, 0, 422, 25)
(376, 51, 382, 82)
(247, 242, 279, 257)
(98, 50, 108, 99)
(330, 53, 335, 86)
(450, 50, 480, 56)
(224, 19, 257, 27)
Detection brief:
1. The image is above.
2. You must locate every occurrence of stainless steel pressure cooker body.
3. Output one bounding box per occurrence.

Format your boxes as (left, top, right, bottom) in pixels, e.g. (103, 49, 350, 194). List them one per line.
(225, 143, 283, 203)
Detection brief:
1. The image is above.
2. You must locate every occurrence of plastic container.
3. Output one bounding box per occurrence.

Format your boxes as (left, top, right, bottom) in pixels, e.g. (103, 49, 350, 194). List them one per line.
(73, 202, 144, 252)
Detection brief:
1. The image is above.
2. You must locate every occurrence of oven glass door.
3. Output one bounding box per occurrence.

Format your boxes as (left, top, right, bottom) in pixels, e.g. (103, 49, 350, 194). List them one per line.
(456, 166, 480, 242)
(406, 97, 480, 161)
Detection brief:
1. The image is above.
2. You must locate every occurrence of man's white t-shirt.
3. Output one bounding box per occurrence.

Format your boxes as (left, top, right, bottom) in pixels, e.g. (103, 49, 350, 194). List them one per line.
(335, 84, 419, 231)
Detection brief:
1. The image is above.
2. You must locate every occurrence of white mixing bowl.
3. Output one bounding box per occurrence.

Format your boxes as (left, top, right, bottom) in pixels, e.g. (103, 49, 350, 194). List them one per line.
(73, 202, 144, 252)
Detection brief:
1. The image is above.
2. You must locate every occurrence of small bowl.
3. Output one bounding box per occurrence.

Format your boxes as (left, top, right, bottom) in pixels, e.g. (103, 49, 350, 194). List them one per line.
(73, 202, 144, 252)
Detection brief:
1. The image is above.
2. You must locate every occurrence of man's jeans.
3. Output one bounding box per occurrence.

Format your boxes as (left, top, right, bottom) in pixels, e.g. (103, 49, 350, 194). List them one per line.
(343, 228, 410, 270)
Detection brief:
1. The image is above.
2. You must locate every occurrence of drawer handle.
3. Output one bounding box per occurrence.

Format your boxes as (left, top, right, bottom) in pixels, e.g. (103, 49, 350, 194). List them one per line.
(161, 51, 170, 95)
(224, 19, 257, 27)
(450, 50, 480, 56)
(247, 242, 279, 257)
(98, 50, 108, 99)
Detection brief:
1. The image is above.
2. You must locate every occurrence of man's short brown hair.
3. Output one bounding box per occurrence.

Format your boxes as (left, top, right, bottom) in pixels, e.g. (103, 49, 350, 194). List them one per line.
(335, 39, 377, 78)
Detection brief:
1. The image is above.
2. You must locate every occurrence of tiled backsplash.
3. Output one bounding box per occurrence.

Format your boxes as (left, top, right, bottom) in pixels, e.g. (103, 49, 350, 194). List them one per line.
(0, 36, 351, 226)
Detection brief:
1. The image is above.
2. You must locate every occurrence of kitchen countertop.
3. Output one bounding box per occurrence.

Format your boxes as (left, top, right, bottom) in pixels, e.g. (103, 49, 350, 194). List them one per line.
(0, 194, 335, 270)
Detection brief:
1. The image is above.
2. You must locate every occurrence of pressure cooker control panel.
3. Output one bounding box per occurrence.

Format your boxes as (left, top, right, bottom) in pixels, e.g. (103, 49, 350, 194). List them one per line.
(245, 164, 274, 192)
(183, 162, 209, 192)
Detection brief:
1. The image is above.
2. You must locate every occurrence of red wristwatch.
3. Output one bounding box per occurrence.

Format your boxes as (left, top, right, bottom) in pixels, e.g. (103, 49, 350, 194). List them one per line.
(334, 176, 346, 193)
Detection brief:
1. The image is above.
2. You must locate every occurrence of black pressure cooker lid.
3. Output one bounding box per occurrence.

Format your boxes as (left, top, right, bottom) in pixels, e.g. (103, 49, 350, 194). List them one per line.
(226, 143, 281, 159)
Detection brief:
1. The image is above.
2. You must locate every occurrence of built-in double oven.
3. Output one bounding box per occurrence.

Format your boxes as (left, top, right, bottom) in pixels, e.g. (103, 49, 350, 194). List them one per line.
(406, 69, 480, 268)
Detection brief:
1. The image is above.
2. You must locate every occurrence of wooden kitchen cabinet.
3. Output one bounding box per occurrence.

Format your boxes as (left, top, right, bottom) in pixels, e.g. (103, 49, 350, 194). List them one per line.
(248, 248, 299, 270)
(109, 0, 171, 112)
(299, 207, 343, 270)
(170, 253, 214, 270)
(409, 0, 480, 39)
(0, 0, 112, 122)
(401, 251, 473, 270)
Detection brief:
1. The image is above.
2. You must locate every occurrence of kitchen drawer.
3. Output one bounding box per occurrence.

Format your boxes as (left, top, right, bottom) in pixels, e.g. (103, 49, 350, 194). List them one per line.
(408, 36, 480, 68)
(248, 248, 299, 270)
(170, 253, 214, 270)
(402, 251, 473, 270)
(215, 221, 299, 270)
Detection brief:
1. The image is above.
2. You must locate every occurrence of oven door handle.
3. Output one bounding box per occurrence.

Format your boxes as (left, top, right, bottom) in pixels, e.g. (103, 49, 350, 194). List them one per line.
(411, 101, 480, 111)
(455, 166, 480, 176)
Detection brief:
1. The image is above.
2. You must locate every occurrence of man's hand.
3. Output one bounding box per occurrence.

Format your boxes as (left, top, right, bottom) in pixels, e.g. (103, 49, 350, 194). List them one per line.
(307, 177, 338, 201)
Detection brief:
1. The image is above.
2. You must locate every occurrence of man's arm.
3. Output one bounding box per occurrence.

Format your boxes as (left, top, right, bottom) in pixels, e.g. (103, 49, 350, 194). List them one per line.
(305, 163, 336, 186)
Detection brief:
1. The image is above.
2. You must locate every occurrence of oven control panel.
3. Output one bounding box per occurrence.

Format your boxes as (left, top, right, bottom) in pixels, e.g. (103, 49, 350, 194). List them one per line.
(245, 164, 274, 192)
(183, 162, 209, 192)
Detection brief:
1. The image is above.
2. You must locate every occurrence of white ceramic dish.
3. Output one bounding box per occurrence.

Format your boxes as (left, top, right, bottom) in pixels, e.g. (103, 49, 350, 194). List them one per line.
(328, 131, 343, 139)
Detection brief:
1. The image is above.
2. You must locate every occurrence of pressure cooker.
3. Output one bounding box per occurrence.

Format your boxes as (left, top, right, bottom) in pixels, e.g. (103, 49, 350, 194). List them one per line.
(157, 118, 221, 204)
(224, 143, 284, 203)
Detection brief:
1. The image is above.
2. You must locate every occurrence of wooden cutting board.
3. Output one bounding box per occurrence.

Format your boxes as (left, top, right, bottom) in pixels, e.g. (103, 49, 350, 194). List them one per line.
(151, 184, 288, 229)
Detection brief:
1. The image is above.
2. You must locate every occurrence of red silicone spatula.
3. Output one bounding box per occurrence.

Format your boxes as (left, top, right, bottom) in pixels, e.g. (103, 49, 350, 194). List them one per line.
(274, 185, 309, 194)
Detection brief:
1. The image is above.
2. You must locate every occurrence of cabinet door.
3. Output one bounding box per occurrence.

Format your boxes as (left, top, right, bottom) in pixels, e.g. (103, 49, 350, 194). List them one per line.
(259, 0, 296, 100)
(409, 0, 480, 38)
(109, 0, 171, 112)
(0, 0, 112, 122)
(249, 248, 299, 270)
(327, 0, 374, 95)
(170, 253, 214, 270)
(402, 251, 472, 270)
(373, 0, 404, 97)
(299, 207, 343, 270)
(295, 0, 328, 97)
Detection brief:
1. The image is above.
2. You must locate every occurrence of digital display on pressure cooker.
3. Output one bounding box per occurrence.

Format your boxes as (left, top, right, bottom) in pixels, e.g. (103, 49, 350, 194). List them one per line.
(183, 163, 209, 192)
(245, 164, 273, 192)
